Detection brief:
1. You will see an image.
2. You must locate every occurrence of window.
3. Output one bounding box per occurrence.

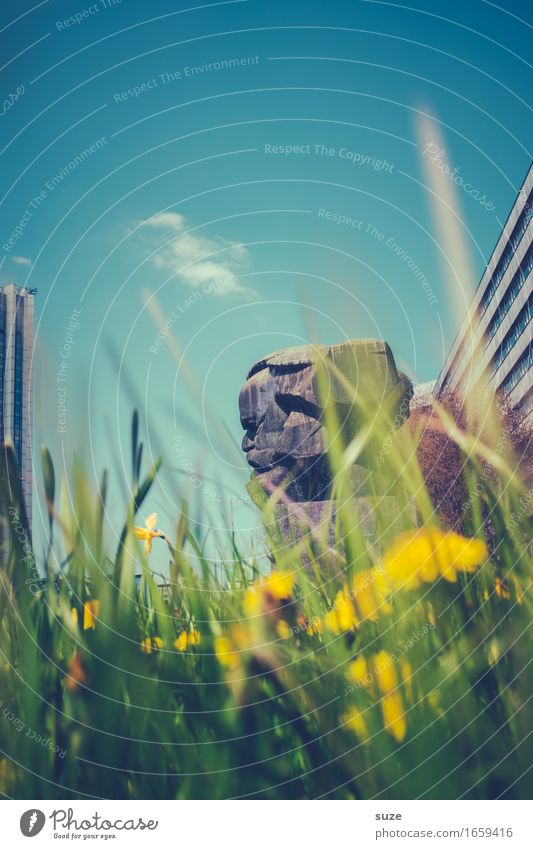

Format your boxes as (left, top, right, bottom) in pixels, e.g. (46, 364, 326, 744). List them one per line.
(479, 192, 533, 317)
(490, 292, 533, 377)
(486, 245, 533, 343)
(499, 341, 533, 395)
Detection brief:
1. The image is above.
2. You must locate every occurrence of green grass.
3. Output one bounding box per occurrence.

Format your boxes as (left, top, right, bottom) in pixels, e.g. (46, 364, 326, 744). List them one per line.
(0, 396, 532, 800)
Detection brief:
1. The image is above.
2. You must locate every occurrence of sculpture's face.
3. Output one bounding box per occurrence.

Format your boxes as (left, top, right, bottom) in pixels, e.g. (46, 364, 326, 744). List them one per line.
(239, 340, 413, 502)
(239, 362, 326, 471)
(239, 367, 286, 470)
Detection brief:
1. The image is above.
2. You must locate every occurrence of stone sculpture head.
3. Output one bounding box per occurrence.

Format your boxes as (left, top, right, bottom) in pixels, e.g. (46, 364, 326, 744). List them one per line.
(239, 339, 413, 505)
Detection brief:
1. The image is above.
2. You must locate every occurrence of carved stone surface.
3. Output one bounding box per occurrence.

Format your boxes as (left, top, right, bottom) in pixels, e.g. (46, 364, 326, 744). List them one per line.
(239, 339, 414, 547)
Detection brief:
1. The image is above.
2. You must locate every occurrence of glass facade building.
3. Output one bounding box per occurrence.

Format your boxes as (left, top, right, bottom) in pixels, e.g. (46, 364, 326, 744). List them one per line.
(434, 163, 533, 420)
(0, 285, 34, 557)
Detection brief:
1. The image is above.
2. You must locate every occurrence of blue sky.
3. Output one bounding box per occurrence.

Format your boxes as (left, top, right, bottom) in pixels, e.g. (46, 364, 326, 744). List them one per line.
(1, 0, 532, 565)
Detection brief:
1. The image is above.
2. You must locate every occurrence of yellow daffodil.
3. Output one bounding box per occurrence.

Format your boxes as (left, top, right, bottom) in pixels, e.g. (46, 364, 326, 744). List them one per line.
(373, 650, 397, 695)
(342, 707, 369, 742)
(243, 570, 295, 619)
(324, 588, 359, 634)
(305, 616, 323, 636)
(382, 529, 487, 591)
(214, 635, 240, 670)
(265, 570, 294, 599)
(276, 619, 291, 639)
(381, 692, 406, 742)
(133, 513, 165, 555)
(83, 600, 100, 630)
(347, 655, 370, 687)
(174, 631, 188, 652)
(243, 587, 261, 616)
(352, 568, 392, 622)
(140, 636, 163, 654)
(174, 629, 201, 651)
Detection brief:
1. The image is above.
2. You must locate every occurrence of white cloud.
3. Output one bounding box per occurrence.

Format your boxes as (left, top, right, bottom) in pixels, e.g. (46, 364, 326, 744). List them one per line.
(13, 256, 32, 266)
(141, 212, 254, 297)
(144, 212, 185, 232)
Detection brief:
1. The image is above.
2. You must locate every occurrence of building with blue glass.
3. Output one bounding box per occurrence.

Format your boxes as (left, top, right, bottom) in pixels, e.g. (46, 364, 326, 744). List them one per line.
(0, 284, 34, 541)
(434, 163, 533, 419)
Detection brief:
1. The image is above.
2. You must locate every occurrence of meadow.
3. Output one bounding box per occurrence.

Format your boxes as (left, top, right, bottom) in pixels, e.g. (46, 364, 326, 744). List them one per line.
(0, 386, 532, 800)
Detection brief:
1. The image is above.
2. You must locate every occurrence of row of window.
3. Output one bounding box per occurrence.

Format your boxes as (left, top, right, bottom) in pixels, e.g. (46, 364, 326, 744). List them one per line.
(490, 290, 533, 377)
(499, 340, 533, 395)
(479, 190, 533, 317)
(486, 245, 533, 345)
(438, 196, 532, 393)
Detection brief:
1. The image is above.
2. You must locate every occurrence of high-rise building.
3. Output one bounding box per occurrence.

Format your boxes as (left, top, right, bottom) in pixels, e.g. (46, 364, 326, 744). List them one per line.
(0, 284, 35, 540)
(434, 163, 533, 418)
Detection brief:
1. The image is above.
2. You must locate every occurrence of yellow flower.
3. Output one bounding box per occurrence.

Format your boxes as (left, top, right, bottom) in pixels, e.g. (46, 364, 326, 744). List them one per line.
(382, 529, 487, 591)
(306, 617, 323, 636)
(174, 631, 188, 652)
(494, 577, 510, 600)
(373, 650, 397, 695)
(243, 587, 261, 616)
(347, 655, 370, 687)
(352, 568, 392, 622)
(324, 589, 359, 634)
(276, 619, 291, 640)
(140, 636, 163, 653)
(297, 614, 322, 636)
(381, 692, 406, 742)
(83, 600, 100, 630)
(243, 570, 295, 618)
(265, 570, 294, 600)
(214, 636, 241, 670)
(343, 707, 369, 742)
(323, 609, 339, 634)
(174, 629, 201, 651)
(133, 512, 165, 555)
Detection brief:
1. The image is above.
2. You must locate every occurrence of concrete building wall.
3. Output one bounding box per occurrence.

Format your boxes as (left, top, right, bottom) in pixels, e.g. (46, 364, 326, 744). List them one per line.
(0, 284, 35, 536)
(434, 163, 533, 419)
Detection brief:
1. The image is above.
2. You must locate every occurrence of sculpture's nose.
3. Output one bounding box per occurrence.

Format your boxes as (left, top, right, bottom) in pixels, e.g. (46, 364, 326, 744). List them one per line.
(242, 434, 255, 452)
